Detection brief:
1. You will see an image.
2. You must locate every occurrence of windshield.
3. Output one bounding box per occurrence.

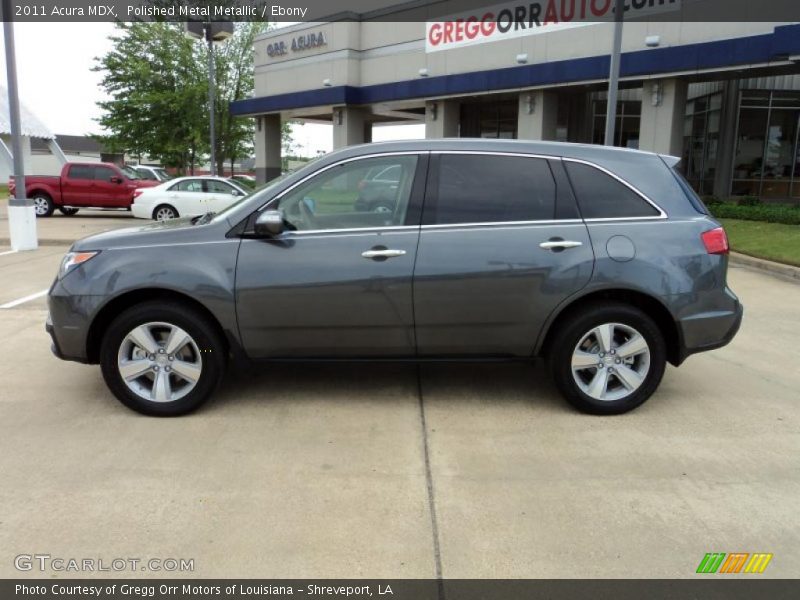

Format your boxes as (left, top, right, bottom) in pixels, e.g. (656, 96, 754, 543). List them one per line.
(209, 157, 324, 224)
(121, 166, 141, 180)
(154, 168, 171, 181)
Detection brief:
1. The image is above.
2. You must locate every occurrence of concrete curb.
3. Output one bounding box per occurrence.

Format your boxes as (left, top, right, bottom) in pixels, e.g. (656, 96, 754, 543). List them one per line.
(730, 252, 800, 282)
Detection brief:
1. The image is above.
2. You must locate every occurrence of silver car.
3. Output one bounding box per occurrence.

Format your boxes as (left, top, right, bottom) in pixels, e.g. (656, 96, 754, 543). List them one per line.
(46, 140, 742, 416)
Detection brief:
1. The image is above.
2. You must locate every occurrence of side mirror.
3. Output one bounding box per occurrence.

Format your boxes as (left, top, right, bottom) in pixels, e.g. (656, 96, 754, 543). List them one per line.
(254, 209, 285, 236)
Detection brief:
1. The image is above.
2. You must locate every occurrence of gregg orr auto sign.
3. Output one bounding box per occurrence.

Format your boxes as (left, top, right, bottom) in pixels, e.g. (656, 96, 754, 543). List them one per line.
(426, 0, 681, 52)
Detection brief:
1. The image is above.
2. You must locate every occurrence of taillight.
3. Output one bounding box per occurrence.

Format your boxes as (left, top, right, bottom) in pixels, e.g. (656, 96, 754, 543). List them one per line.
(701, 227, 729, 255)
(132, 189, 144, 199)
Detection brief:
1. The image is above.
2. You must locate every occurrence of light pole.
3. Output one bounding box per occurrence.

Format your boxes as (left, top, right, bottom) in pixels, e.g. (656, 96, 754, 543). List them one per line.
(604, 0, 624, 147)
(185, 22, 233, 177)
(2, 0, 37, 250)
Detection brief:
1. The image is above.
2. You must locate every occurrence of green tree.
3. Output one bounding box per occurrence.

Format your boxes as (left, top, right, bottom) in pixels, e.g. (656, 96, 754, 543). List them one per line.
(94, 22, 209, 172)
(96, 19, 293, 175)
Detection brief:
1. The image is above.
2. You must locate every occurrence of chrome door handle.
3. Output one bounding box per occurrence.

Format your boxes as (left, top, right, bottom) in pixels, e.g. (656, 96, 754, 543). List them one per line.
(361, 249, 407, 259)
(539, 241, 583, 250)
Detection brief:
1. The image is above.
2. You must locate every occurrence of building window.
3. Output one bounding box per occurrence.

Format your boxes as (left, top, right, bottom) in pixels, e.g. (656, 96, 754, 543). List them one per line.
(732, 91, 800, 198)
(682, 93, 722, 195)
(591, 99, 641, 149)
(460, 100, 518, 139)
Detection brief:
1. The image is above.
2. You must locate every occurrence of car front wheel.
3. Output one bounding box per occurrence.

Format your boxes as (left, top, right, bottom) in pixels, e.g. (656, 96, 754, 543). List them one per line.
(549, 303, 666, 415)
(99, 302, 226, 416)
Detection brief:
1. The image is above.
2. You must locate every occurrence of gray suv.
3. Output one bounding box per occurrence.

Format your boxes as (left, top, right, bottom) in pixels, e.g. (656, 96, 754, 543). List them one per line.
(46, 140, 742, 416)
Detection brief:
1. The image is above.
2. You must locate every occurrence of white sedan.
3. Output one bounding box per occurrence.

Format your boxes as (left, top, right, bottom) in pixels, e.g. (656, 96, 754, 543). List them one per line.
(131, 176, 248, 221)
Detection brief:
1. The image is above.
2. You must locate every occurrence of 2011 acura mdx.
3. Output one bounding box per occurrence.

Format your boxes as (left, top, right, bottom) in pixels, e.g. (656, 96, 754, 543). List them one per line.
(46, 140, 743, 416)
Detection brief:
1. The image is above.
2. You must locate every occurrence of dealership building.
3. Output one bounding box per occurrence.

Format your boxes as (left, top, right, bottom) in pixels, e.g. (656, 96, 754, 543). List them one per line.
(231, 10, 800, 200)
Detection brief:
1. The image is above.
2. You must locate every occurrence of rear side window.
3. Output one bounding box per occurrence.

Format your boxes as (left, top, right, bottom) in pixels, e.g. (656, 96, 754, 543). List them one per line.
(671, 167, 709, 215)
(564, 161, 660, 219)
(426, 154, 556, 225)
(68, 165, 93, 180)
(171, 180, 204, 192)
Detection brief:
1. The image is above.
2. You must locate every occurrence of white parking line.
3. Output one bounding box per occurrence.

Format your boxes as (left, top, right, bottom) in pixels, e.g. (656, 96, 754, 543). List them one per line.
(0, 289, 49, 309)
(0, 249, 19, 256)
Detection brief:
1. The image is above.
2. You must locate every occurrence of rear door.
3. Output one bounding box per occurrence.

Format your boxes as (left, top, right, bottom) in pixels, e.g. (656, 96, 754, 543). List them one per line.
(168, 179, 207, 216)
(61, 165, 94, 206)
(412, 152, 595, 357)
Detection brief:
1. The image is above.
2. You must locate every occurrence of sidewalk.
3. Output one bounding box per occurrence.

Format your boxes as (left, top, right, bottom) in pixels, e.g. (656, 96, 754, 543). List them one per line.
(0, 200, 133, 246)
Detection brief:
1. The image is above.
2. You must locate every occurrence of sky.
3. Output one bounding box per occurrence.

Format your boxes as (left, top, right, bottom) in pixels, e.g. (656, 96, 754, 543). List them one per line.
(0, 22, 423, 157)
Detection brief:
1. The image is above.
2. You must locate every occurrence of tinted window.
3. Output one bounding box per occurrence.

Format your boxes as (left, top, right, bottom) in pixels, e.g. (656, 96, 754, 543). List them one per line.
(276, 155, 418, 231)
(565, 162, 660, 219)
(94, 166, 116, 181)
(171, 179, 204, 193)
(427, 154, 556, 225)
(68, 165, 93, 180)
(137, 168, 158, 180)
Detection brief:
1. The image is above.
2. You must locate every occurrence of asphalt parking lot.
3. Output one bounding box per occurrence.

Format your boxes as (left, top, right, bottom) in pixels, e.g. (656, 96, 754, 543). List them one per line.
(0, 211, 798, 579)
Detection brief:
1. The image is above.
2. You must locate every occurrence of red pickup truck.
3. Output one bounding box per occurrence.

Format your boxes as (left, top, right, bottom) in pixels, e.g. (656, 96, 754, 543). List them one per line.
(9, 162, 159, 217)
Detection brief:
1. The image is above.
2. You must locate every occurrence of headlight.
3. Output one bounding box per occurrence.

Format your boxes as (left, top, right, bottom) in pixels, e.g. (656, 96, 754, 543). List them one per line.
(58, 251, 99, 279)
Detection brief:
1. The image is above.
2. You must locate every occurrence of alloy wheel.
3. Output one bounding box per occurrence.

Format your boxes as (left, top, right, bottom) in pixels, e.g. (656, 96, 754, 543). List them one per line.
(571, 322, 651, 402)
(117, 322, 202, 403)
(33, 197, 50, 216)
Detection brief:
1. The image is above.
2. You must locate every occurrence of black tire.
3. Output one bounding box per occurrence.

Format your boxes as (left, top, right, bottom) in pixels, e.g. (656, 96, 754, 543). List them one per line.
(152, 204, 179, 221)
(99, 302, 227, 416)
(548, 302, 667, 415)
(58, 207, 79, 216)
(32, 193, 54, 217)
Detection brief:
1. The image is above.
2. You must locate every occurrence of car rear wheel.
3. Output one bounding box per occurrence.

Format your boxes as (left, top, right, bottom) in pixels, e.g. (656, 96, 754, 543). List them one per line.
(32, 193, 54, 217)
(549, 303, 666, 415)
(58, 207, 79, 216)
(99, 302, 226, 416)
(153, 205, 178, 221)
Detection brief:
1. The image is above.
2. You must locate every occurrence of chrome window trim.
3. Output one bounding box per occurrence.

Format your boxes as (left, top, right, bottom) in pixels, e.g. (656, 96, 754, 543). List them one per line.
(288, 225, 420, 236)
(252, 149, 668, 236)
(561, 157, 668, 220)
(421, 219, 584, 230)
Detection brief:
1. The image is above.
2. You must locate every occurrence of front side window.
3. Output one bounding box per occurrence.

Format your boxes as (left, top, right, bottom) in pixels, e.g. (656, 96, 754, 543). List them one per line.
(206, 180, 240, 195)
(425, 154, 556, 225)
(276, 155, 418, 231)
(564, 162, 660, 219)
(94, 166, 116, 181)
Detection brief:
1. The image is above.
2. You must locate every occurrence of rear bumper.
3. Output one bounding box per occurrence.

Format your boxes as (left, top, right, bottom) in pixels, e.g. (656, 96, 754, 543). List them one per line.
(677, 294, 743, 363)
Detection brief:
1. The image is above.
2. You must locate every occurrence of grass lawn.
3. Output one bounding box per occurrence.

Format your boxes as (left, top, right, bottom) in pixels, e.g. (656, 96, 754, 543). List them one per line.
(720, 219, 800, 268)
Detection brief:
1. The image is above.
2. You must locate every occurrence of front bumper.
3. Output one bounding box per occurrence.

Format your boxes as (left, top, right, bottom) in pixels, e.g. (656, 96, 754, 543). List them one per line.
(46, 281, 100, 363)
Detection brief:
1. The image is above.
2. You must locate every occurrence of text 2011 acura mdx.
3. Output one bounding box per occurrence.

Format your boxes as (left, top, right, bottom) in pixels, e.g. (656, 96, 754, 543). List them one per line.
(46, 140, 742, 416)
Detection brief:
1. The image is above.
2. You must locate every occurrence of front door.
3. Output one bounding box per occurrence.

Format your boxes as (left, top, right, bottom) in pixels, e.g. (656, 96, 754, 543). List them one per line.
(413, 153, 595, 357)
(236, 153, 427, 358)
(92, 165, 125, 207)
